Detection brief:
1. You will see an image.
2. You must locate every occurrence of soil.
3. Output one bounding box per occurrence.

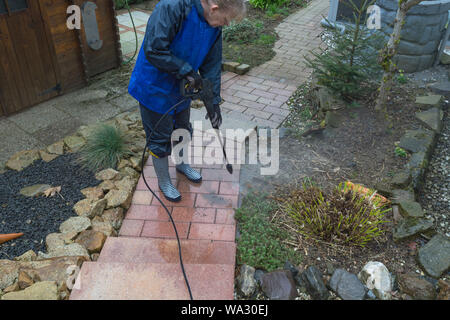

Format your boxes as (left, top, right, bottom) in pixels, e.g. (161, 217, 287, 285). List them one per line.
(238, 64, 450, 294)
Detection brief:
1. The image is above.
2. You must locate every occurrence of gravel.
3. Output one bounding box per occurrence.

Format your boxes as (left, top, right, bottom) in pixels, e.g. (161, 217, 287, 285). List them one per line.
(0, 153, 100, 259)
(418, 101, 450, 238)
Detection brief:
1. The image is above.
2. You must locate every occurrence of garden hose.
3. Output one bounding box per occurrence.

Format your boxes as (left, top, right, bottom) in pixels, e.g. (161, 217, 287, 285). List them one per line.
(121, 0, 139, 65)
(139, 98, 194, 300)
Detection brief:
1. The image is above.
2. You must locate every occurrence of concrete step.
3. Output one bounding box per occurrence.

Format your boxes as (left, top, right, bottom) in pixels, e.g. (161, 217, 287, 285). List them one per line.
(69, 262, 234, 300)
(98, 236, 236, 265)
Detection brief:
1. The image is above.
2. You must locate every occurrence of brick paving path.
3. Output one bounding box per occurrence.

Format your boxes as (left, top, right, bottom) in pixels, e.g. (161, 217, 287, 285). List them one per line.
(70, 0, 329, 300)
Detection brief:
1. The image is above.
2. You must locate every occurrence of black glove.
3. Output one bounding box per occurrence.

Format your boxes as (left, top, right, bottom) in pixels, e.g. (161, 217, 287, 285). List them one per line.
(185, 71, 202, 90)
(205, 103, 222, 129)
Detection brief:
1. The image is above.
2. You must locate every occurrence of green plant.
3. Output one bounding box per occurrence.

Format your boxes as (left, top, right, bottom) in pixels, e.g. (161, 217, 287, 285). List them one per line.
(304, 0, 385, 101)
(255, 34, 277, 46)
(223, 19, 263, 44)
(77, 124, 133, 172)
(282, 182, 390, 247)
(234, 192, 302, 271)
(265, 3, 290, 17)
(396, 69, 408, 84)
(114, 0, 145, 10)
(394, 146, 408, 158)
(250, 0, 287, 10)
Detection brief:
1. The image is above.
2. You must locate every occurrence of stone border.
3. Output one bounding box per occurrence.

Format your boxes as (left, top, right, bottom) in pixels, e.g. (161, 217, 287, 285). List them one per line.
(0, 110, 148, 300)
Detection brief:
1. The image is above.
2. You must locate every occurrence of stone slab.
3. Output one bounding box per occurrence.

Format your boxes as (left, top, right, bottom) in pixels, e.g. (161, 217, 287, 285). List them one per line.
(69, 262, 234, 300)
(417, 234, 450, 279)
(98, 237, 236, 265)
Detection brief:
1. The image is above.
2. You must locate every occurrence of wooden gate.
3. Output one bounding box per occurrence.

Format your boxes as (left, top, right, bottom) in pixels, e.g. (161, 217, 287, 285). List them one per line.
(0, 0, 60, 116)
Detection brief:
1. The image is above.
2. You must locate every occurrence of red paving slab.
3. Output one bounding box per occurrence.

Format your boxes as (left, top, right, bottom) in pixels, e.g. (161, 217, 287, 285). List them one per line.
(189, 223, 236, 242)
(141, 220, 190, 239)
(98, 237, 236, 265)
(69, 262, 235, 300)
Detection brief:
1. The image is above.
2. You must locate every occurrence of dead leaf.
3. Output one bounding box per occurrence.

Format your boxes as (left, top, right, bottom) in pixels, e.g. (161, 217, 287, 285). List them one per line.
(43, 186, 62, 198)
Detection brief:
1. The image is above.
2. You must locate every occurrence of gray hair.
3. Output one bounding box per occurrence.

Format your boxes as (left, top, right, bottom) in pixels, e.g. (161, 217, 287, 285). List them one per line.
(212, 0, 247, 21)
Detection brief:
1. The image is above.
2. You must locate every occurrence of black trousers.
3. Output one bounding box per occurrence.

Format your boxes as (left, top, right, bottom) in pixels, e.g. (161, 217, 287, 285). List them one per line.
(139, 103, 193, 158)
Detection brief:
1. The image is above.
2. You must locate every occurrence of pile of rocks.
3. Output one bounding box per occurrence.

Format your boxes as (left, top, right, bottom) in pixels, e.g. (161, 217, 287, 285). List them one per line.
(0, 110, 148, 300)
(235, 260, 450, 300)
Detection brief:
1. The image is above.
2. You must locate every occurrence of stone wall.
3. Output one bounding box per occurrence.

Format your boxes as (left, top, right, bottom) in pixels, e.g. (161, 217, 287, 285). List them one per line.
(376, 0, 450, 73)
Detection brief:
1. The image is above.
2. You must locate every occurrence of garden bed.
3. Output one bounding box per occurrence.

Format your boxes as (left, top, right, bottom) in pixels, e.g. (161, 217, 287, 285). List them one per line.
(222, 0, 309, 67)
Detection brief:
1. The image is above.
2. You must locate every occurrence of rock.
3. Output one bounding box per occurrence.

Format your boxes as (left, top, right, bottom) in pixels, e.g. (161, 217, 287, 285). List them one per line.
(1, 281, 58, 300)
(104, 188, 133, 209)
(415, 94, 443, 108)
(365, 290, 377, 300)
(63, 135, 85, 152)
(129, 157, 142, 171)
(222, 61, 240, 72)
(73, 198, 106, 218)
(38, 243, 90, 260)
(300, 266, 330, 300)
(119, 166, 140, 180)
(440, 50, 450, 65)
(39, 150, 59, 162)
(3, 282, 19, 293)
(77, 125, 96, 140)
(392, 205, 403, 223)
(417, 234, 450, 279)
(325, 111, 342, 128)
(329, 269, 366, 300)
(96, 168, 119, 181)
(80, 186, 104, 200)
(254, 269, 265, 286)
(398, 273, 436, 300)
(374, 182, 393, 198)
(59, 216, 91, 234)
(437, 279, 450, 300)
(6, 150, 40, 171)
(390, 171, 411, 188)
(430, 81, 450, 96)
(358, 262, 392, 300)
(114, 176, 136, 193)
(75, 230, 106, 254)
(237, 264, 257, 297)
(46, 141, 65, 155)
(102, 207, 124, 230)
(45, 233, 65, 252)
(91, 253, 100, 261)
(99, 180, 116, 192)
(390, 189, 415, 204)
(19, 184, 52, 197)
(19, 256, 86, 286)
(0, 260, 19, 290)
(17, 271, 34, 289)
(14, 250, 37, 262)
(415, 107, 444, 133)
(393, 217, 434, 242)
(398, 201, 424, 218)
(261, 270, 298, 300)
(91, 218, 117, 237)
(283, 260, 299, 277)
(235, 64, 250, 75)
(117, 159, 132, 169)
(398, 129, 434, 154)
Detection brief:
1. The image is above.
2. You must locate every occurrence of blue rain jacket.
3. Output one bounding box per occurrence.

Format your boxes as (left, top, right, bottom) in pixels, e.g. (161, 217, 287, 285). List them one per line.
(128, 0, 222, 115)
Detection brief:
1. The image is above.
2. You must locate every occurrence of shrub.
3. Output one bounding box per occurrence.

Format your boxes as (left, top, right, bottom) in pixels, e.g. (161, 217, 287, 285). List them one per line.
(304, 0, 385, 101)
(282, 182, 390, 247)
(223, 19, 263, 44)
(77, 124, 133, 172)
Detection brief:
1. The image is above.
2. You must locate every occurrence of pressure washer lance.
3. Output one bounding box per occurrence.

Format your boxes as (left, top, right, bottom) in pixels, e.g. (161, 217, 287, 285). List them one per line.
(180, 78, 233, 174)
(139, 78, 232, 300)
